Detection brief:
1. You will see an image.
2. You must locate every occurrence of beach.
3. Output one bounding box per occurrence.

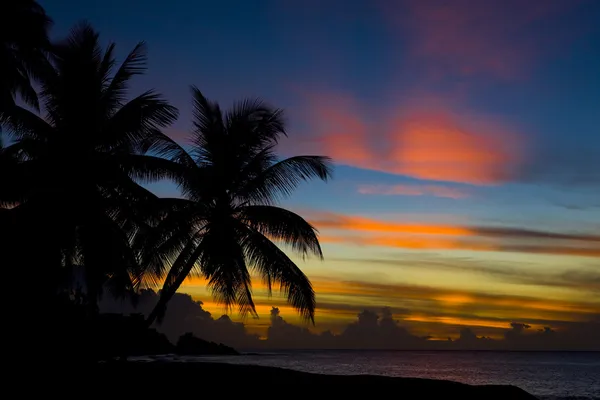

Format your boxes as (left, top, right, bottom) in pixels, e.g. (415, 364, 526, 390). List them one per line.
(130, 350, 600, 399)
(82, 361, 538, 398)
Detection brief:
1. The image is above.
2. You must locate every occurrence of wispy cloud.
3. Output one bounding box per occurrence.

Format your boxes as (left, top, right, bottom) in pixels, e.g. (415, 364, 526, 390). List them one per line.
(307, 211, 600, 258)
(311, 278, 600, 320)
(357, 183, 469, 199)
(382, 0, 580, 80)
(310, 211, 470, 236)
(289, 91, 523, 185)
(332, 255, 600, 293)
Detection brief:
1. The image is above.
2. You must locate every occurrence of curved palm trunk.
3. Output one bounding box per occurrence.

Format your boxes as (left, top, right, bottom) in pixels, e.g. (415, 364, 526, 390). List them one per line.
(145, 246, 201, 327)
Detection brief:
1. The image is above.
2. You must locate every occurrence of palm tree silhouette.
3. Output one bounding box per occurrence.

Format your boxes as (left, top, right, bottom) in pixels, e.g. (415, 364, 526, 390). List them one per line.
(144, 87, 332, 325)
(2, 23, 180, 310)
(0, 134, 18, 229)
(0, 0, 52, 118)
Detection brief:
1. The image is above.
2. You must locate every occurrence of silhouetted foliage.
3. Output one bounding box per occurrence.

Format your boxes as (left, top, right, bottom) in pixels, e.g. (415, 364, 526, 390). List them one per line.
(0, 0, 52, 117)
(1, 3, 331, 362)
(2, 23, 179, 310)
(143, 87, 332, 326)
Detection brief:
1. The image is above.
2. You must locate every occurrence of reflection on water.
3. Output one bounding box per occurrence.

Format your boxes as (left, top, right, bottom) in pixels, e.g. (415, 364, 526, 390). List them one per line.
(134, 351, 600, 399)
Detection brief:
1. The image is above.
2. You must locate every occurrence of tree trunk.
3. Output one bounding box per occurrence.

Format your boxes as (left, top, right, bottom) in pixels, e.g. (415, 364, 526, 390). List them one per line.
(145, 246, 201, 327)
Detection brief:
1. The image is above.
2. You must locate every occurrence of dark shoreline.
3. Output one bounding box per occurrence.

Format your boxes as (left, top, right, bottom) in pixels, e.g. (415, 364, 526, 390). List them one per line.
(78, 361, 538, 399)
(239, 348, 600, 354)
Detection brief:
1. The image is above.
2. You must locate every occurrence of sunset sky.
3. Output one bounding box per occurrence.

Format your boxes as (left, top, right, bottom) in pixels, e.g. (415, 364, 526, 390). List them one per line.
(44, 0, 600, 340)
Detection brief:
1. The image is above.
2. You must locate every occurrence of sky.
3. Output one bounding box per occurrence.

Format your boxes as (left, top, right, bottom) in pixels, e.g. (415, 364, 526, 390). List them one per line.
(43, 0, 600, 344)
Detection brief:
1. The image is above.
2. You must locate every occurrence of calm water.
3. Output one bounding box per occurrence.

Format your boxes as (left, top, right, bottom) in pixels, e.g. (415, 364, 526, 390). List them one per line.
(138, 351, 600, 399)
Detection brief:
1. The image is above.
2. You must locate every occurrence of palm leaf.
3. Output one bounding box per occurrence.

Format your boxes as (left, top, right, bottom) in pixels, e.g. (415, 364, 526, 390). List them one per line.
(189, 86, 223, 163)
(241, 225, 316, 323)
(0, 0, 52, 110)
(102, 90, 178, 153)
(239, 205, 322, 259)
(225, 98, 286, 153)
(1, 104, 52, 141)
(198, 226, 257, 317)
(117, 153, 189, 185)
(239, 155, 333, 204)
(103, 41, 147, 107)
(143, 131, 196, 169)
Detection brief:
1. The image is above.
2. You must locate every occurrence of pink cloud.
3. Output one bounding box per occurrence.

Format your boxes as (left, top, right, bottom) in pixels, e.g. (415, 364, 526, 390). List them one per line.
(288, 90, 523, 185)
(381, 0, 580, 80)
(387, 105, 521, 184)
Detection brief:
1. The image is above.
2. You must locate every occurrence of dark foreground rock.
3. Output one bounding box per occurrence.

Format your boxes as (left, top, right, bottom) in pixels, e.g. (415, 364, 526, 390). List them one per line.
(176, 332, 239, 355)
(97, 315, 239, 358)
(60, 362, 538, 399)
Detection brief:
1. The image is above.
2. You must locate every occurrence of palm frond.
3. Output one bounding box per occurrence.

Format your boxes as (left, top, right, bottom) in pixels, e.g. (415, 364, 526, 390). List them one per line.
(189, 86, 223, 163)
(11, 69, 39, 109)
(102, 90, 178, 152)
(103, 41, 147, 108)
(62, 21, 102, 64)
(117, 153, 189, 185)
(0, 0, 52, 110)
(99, 42, 116, 88)
(226, 98, 286, 150)
(239, 205, 322, 259)
(143, 131, 196, 169)
(198, 227, 257, 317)
(136, 198, 200, 288)
(141, 232, 196, 289)
(1, 104, 52, 141)
(40, 22, 104, 128)
(241, 225, 316, 323)
(239, 155, 333, 204)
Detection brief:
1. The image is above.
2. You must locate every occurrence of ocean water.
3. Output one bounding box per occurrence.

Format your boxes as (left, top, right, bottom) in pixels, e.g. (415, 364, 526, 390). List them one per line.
(137, 351, 600, 399)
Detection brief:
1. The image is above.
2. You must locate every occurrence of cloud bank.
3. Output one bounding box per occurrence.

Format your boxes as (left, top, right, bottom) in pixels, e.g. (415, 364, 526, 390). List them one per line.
(100, 290, 600, 351)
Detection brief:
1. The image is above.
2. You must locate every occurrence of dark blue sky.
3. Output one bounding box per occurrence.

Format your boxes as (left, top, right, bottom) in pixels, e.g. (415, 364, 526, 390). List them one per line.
(40, 0, 600, 335)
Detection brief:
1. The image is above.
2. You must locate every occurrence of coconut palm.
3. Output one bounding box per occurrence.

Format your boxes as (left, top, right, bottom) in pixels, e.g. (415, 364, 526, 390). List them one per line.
(143, 87, 332, 325)
(0, 0, 52, 117)
(2, 23, 180, 308)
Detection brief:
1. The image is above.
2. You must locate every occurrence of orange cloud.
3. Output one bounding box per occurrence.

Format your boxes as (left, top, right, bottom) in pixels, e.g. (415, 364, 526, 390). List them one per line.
(320, 235, 493, 252)
(404, 315, 515, 331)
(310, 212, 470, 236)
(357, 184, 469, 199)
(388, 108, 519, 184)
(321, 234, 600, 258)
(295, 91, 522, 185)
(312, 279, 600, 318)
(308, 211, 600, 258)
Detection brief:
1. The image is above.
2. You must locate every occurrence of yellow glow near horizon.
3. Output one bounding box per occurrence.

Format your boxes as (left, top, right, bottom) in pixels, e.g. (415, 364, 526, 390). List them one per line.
(178, 241, 600, 339)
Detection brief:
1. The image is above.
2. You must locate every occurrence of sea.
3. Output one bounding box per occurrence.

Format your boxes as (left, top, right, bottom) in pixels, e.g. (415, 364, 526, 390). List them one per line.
(134, 350, 600, 399)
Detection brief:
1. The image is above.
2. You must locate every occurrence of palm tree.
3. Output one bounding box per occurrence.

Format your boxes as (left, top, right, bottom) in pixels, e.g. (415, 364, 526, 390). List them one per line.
(144, 87, 332, 325)
(2, 23, 180, 309)
(0, 0, 52, 117)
